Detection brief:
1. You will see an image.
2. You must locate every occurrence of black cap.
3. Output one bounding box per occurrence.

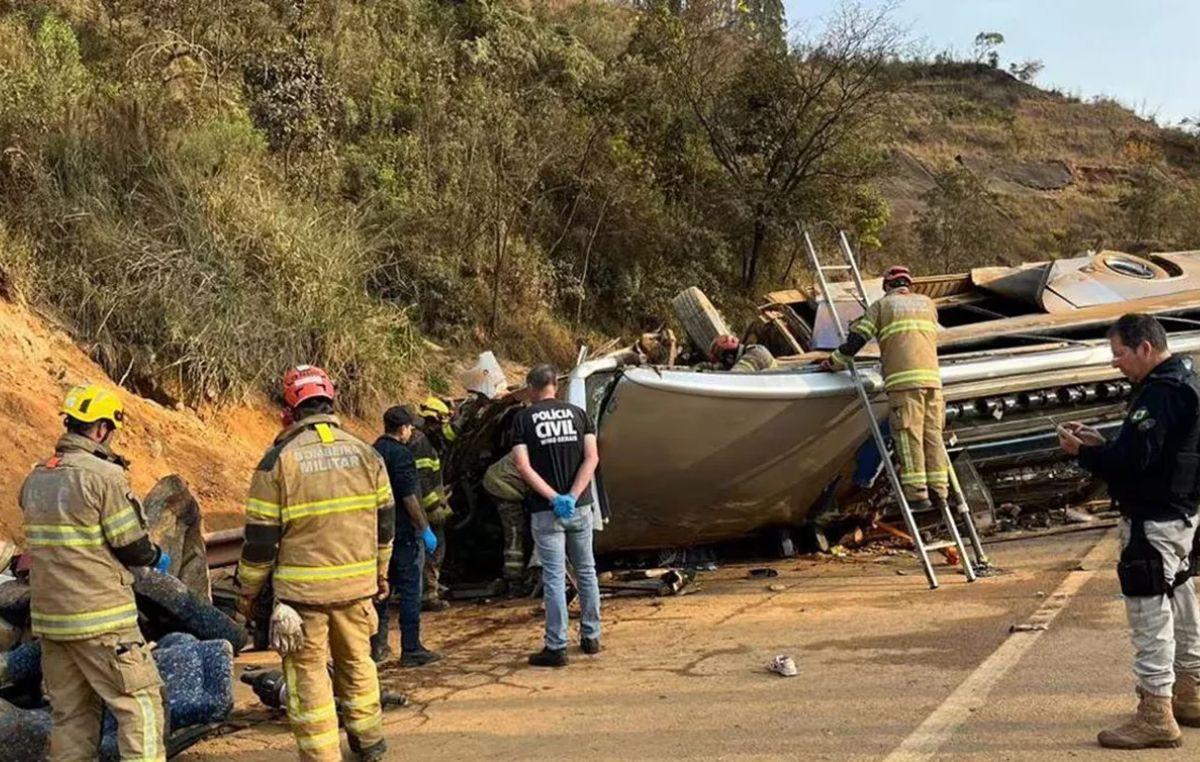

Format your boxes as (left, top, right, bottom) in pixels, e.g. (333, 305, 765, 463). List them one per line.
(383, 405, 413, 432)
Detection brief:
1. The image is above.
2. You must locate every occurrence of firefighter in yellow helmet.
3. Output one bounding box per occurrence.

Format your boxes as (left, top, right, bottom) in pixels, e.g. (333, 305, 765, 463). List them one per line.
(20, 385, 169, 761)
(411, 399, 453, 612)
(821, 265, 947, 513)
(235, 366, 396, 761)
(419, 396, 460, 455)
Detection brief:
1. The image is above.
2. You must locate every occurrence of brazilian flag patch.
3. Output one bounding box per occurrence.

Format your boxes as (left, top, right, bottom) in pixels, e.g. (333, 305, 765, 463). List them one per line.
(1130, 407, 1148, 422)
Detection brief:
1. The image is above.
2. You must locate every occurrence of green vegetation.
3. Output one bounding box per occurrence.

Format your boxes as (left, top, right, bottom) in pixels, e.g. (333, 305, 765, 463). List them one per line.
(1, 3, 1199, 409)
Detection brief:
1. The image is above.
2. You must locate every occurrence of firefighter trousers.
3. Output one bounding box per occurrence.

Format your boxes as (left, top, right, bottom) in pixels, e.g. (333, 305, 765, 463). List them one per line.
(888, 387, 948, 503)
(283, 598, 383, 762)
(42, 632, 165, 762)
(497, 501, 527, 582)
(422, 520, 447, 602)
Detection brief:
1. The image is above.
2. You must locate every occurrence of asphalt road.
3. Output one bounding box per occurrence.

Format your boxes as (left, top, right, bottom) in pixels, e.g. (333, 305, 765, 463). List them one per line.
(183, 525, 1193, 760)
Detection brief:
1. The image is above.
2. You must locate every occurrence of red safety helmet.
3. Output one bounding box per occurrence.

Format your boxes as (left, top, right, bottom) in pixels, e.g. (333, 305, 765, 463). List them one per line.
(708, 334, 741, 363)
(883, 265, 913, 288)
(282, 365, 336, 409)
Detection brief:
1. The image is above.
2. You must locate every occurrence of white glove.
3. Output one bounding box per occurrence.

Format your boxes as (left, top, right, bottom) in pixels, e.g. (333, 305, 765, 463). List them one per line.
(269, 602, 305, 656)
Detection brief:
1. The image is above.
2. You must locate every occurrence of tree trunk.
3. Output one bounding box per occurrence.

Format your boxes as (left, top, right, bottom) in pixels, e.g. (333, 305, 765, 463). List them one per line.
(744, 212, 767, 288)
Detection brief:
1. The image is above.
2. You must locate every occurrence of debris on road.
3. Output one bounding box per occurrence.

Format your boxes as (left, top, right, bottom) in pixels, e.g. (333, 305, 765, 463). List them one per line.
(598, 569, 693, 597)
(768, 655, 798, 678)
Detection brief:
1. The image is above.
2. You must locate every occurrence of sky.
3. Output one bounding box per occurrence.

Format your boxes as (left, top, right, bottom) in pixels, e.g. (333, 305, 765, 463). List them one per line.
(782, 0, 1200, 127)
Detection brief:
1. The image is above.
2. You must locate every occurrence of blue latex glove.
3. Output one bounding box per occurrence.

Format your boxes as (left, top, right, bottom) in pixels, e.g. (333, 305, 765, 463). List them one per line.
(153, 549, 171, 574)
(552, 493, 577, 520)
(422, 526, 438, 554)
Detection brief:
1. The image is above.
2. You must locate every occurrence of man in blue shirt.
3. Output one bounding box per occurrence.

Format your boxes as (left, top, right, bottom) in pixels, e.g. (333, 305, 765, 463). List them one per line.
(371, 406, 441, 667)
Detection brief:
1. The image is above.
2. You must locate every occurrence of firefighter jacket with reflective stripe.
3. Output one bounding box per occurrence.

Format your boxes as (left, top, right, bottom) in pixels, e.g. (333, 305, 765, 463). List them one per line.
(483, 451, 528, 504)
(731, 344, 777, 373)
(19, 434, 148, 641)
(410, 429, 447, 511)
(236, 415, 395, 607)
(831, 289, 942, 391)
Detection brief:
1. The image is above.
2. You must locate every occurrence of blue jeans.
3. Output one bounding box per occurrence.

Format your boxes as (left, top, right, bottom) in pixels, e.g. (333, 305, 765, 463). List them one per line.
(374, 527, 425, 653)
(532, 509, 601, 650)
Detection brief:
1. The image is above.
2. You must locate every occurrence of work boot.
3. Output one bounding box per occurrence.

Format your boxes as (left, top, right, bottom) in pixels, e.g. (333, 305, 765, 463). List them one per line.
(929, 493, 949, 513)
(400, 648, 442, 668)
(528, 647, 568, 668)
(1098, 688, 1183, 749)
(1175, 671, 1200, 727)
(370, 637, 392, 665)
(907, 499, 934, 514)
(422, 598, 450, 613)
(348, 735, 388, 761)
(581, 637, 602, 655)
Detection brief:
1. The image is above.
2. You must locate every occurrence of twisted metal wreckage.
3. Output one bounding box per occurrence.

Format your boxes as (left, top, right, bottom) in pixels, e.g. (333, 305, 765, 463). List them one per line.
(444, 249, 1200, 557)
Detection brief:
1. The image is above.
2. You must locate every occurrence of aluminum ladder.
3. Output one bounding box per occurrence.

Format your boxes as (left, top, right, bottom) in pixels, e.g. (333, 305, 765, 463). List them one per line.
(803, 228, 988, 589)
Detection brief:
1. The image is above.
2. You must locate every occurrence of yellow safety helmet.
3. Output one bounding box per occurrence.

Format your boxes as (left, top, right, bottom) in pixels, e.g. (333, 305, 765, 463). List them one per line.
(61, 385, 125, 429)
(418, 396, 451, 420)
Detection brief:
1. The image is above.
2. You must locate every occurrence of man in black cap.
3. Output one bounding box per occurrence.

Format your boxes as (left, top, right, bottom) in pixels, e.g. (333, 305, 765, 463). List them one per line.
(371, 406, 442, 667)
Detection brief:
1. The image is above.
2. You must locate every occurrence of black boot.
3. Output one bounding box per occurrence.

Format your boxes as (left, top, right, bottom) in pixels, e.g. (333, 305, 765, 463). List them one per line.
(528, 647, 568, 668)
(370, 637, 392, 665)
(581, 637, 602, 655)
(349, 736, 388, 761)
(908, 499, 934, 514)
(400, 648, 442, 668)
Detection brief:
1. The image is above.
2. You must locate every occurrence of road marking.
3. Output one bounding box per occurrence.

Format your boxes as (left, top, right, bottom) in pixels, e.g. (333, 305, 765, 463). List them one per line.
(883, 528, 1118, 762)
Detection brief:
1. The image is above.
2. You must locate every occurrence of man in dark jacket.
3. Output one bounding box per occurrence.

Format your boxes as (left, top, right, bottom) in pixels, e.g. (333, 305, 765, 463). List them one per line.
(371, 406, 441, 667)
(1059, 314, 1200, 749)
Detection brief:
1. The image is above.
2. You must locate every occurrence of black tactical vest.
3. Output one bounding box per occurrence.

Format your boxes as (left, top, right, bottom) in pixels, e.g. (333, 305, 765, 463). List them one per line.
(1112, 356, 1200, 520)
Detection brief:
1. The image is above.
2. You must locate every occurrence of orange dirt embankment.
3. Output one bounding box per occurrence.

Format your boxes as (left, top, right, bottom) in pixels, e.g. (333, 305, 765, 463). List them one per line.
(0, 297, 281, 541)
(0, 295, 529, 545)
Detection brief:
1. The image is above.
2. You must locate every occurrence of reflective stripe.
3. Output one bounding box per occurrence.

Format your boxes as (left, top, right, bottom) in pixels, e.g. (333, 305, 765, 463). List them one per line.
(346, 710, 383, 734)
(852, 319, 876, 339)
(415, 457, 441, 472)
(31, 602, 138, 637)
(101, 508, 140, 537)
(297, 729, 341, 751)
(377, 545, 393, 566)
(26, 523, 104, 548)
(884, 369, 942, 389)
(420, 491, 441, 508)
(236, 560, 272, 588)
(925, 469, 949, 485)
(375, 485, 392, 507)
(900, 471, 928, 485)
(281, 493, 379, 523)
(275, 559, 377, 583)
(285, 658, 301, 721)
(878, 319, 938, 340)
(443, 423, 457, 442)
(290, 701, 337, 725)
(245, 498, 282, 522)
(829, 350, 851, 368)
(134, 689, 158, 761)
(340, 692, 380, 710)
(315, 423, 335, 444)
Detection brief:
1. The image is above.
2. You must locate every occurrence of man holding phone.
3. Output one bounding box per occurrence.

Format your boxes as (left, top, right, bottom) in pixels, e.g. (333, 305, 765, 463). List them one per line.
(1058, 313, 1200, 749)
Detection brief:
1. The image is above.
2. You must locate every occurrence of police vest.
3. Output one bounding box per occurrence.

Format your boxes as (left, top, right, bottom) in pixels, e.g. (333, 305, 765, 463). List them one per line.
(1113, 362, 1200, 520)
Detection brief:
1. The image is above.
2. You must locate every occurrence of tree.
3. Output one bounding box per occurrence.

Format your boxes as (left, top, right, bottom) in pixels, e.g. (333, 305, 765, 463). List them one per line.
(670, 0, 902, 286)
(916, 167, 1007, 273)
(972, 31, 1004, 68)
(1008, 58, 1043, 83)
